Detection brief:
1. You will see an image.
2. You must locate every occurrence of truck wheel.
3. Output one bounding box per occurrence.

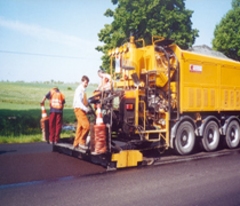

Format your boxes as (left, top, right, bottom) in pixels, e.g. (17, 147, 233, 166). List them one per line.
(201, 121, 220, 152)
(225, 120, 240, 149)
(174, 121, 195, 155)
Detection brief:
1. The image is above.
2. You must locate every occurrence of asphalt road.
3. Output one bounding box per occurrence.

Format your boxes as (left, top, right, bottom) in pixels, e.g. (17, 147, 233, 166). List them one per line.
(0, 142, 106, 185)
(1, 143, 240, 206)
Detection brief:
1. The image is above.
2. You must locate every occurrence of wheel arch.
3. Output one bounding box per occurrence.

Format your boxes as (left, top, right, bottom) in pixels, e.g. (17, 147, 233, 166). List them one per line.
(170, 115, 197, 149)
(198, 116, 221, 137)
(221, 116, 240, 135)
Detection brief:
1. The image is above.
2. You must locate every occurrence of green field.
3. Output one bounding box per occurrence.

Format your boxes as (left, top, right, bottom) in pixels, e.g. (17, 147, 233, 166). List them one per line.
(0, 81, 98, 143)
(0, 81, 97, 110)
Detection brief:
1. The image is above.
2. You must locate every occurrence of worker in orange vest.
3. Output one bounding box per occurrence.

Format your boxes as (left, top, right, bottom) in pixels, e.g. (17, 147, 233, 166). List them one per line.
(41, 87, 65, 144)
(72, 75, 90, 150)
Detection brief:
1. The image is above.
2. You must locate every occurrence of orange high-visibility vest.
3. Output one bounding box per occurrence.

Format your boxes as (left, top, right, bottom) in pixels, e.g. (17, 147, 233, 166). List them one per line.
(50, 89, 65, 110)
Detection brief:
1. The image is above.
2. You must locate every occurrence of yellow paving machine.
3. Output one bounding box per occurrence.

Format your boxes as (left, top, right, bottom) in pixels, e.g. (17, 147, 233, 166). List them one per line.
(56, 34, 240, 169)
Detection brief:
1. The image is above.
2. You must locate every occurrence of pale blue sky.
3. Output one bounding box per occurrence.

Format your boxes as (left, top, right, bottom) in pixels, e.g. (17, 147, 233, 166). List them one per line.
(0, 0, 232, 83)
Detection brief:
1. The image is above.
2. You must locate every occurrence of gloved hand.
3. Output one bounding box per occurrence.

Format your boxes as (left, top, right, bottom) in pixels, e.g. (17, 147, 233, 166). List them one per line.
(86, 108, 90, 113)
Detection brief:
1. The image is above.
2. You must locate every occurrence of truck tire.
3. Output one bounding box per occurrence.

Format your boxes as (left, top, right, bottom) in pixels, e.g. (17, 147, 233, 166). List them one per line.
(174, 121, 195, 155)
(225, 120, 240, 149)
(201, 121, 220, 152)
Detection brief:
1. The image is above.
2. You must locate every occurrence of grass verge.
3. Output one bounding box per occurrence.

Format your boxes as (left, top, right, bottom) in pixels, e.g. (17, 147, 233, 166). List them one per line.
(0, 134, 42, 144)
(0, 131, 75, 144)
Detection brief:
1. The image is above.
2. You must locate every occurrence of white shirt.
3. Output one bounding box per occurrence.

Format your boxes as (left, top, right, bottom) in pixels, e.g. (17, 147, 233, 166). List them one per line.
(97, 73, 112, 91)
(101, 81, 111, 91)
(73, 84, 89, 112)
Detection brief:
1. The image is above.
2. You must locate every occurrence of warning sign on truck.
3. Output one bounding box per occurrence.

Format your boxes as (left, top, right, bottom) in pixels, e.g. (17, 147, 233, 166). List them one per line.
(189, 64, 202, 73)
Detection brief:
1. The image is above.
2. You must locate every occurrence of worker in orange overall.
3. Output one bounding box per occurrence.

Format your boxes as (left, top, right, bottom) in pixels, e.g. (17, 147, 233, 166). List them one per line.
(41, 87, 65, 144)
(73, 75, 90, 150)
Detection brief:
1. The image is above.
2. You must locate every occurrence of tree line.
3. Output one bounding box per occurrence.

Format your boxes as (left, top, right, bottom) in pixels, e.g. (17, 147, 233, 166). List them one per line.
(96, 0, 240, 72)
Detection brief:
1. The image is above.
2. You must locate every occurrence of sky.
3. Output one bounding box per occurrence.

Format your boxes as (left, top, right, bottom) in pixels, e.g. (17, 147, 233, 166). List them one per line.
(0, 0, 232, 83)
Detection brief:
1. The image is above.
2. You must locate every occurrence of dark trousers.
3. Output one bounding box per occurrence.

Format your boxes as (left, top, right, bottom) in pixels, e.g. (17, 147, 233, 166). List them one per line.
(49, 112, 62, 143)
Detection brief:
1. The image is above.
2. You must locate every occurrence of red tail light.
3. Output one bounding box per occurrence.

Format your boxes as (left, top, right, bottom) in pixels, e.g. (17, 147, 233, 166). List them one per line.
(125, 103, 134, 111)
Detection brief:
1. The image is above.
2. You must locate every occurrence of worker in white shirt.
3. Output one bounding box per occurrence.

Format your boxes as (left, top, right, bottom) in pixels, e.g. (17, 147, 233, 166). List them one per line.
(72, 75, 90, 150)
(96, 69, 112, 91)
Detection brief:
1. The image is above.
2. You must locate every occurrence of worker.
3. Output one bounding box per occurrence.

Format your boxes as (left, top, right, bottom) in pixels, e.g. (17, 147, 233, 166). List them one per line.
(96, 69, 112, 91)
(41, 87, 65, 144)
(73, 75, 90, 150)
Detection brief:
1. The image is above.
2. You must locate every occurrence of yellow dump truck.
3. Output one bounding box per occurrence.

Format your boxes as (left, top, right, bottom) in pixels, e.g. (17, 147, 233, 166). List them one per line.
(91, 34, 240, 158)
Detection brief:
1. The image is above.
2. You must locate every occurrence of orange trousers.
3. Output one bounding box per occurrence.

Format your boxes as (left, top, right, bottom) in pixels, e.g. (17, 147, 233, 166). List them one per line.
(73, 108, 90, 147)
